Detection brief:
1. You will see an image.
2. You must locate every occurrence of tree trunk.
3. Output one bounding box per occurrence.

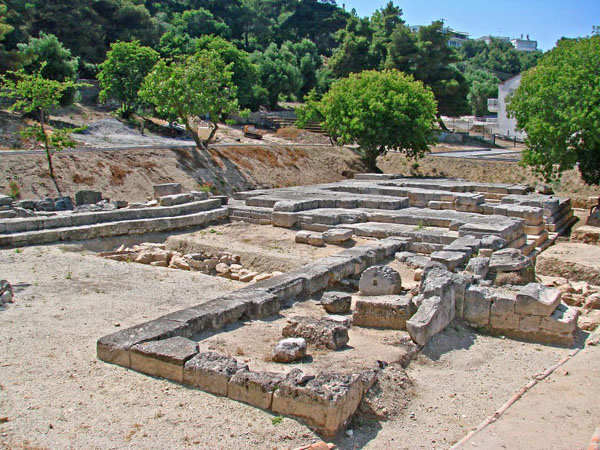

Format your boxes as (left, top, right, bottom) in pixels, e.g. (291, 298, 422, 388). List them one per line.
(204, 122, 219, 148)
(437, 114, 449, 131)
(363, 148, 382, 173)
(40, 109, 62, 196)
(185, 120, 204, 149)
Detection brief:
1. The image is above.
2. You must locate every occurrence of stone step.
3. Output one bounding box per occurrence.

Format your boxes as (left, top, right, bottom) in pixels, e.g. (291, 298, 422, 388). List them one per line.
(0, 208, 229, 248)
(0, 199, 222, 235)
(335, 222, 459, 245)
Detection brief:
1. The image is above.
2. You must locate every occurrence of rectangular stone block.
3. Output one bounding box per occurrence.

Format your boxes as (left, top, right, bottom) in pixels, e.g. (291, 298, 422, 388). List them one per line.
(464, 286, 491, 326)
(407, 295, 455, 346)
(272, 212, 297, 228)
(183, 352, 247, 396)
(431, 251, 469, 271)
(515, 283, 561, 316)
(153, 183, 182, 198)
(228, 370, 284, 410)
(518, 314, 542, 333)
(271, 371, 370, 437)
(540, 303, 580, 335)
(130, 337, 199, 383)
(253, 272, 305, 301)
(353, 295, 416, 329)
(97, 318, 190, 368)
(490, 311, 520, 331)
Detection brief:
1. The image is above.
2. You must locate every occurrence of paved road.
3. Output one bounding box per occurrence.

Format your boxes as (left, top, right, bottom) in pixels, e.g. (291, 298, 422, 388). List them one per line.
(431, 148, 522, 162)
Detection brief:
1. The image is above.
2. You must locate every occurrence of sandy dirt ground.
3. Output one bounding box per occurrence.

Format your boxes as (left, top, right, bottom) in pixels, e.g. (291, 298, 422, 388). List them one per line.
(1, 235, 594, 450)
(467, 343, 600, 450)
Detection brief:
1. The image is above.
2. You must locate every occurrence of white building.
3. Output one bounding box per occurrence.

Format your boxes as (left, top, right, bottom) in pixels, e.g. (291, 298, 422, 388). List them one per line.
(510, 36, 538, 52)
(487, 74, 526, 140)
(477, 35, 511, 45)
(409, 25, 469, 47)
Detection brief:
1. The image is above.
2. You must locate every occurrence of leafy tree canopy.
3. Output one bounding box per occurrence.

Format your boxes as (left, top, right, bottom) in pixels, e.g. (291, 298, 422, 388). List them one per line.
(299, 69, 438, 170)
(508, 36, 600, 185)
(97, 40, 160, 116)
(17, 32, 78, 83)
(0, 66, 89, 194)
(139, 50, 242, 148)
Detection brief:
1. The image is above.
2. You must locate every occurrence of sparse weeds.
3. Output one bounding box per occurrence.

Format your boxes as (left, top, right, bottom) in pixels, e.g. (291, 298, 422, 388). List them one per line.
(7, 180, 20, 199)
(271, 415, 284, 425)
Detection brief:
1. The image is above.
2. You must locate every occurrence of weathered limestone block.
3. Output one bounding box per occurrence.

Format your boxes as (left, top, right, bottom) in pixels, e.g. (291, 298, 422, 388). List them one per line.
(353, 295, 415, 329)
(359, 266, 402, 296)
(295, 230, 310, 244)
(272, 212, 298, 228)
(153, 183, 182, 198)
(170, 255, 191, 270)
(465, 257, 490, 279)
(228, 369, 284, 410)
(272, 338, 307, 363)
(515, 283, 562, 316)
(158, 193, 196, 207)
(0, 194, 12, 207)
(406, 295, 454, 346)
(320, 291, 352, 314)
(488, 248, 531, 272)
(578, 310, 600, 332)
(480, 234, 507, 250)
(323, 228, 353, 243)
(271, 369, 375, 437)
(395, 251, 431, 269)
(518, 314, 542, 333)
(540, 304, 580, 335)
(490, 291, 517, 316)
(464, 286, 491, 326)
(430, 251, 469, 271)
(130, 336, 198, 383)
(282, 317, 349, 350)
(97, 318, 190, 367)
(183, 352, 247, 396)
(307, 233, 325, 247)
(75, 190, 102, 206)
(253, 271, 305, 301)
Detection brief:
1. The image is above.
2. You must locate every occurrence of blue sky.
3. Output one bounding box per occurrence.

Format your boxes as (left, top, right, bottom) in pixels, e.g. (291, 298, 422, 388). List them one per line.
(339, 0, 599, 51)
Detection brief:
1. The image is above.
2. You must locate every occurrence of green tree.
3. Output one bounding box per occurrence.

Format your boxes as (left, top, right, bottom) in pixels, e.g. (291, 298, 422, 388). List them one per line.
(298, 70, 437, 170)
(508, 36, 600, 185)
(464, 68, 499, 116)
(98, 40, 159, 116)
(251, 42, 302, 108)
(17, 32, 78, 81)
(0, 67, 88, 195)
(139, 51, 242, 148)
(412, 21, 469, 123)
(0, 0, 25, 72)
(194, 35, 263, 111)
(329, 12, 377, 78)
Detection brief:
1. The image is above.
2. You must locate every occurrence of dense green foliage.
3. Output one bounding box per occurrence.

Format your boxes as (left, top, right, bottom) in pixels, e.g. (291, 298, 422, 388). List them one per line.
(299, 70, 437, 170)
(138, 51, 242, 148)
(508, 36, 600, 185)
(0, 67, 88, 193)
(98, 41, 160, 116)
(1, 0, 546, 115)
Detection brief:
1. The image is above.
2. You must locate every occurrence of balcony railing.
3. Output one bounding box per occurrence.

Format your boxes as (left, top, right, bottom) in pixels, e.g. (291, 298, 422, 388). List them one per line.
(487, 98, 499, 112)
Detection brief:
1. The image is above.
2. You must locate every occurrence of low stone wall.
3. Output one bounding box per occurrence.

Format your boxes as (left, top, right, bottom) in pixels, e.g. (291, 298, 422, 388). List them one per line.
(97, 237, 406, 436)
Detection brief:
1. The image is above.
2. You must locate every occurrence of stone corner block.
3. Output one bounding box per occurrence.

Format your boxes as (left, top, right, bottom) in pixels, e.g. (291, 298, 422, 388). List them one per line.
(515, 283, 562, 316)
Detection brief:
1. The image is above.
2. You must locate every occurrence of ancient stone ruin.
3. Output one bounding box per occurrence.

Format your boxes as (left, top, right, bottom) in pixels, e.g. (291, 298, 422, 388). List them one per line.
(0, 176, 594, 436)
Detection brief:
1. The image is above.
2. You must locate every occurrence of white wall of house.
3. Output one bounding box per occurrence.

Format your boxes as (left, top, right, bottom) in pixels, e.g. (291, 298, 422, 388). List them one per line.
(497, 74, 527, 140)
